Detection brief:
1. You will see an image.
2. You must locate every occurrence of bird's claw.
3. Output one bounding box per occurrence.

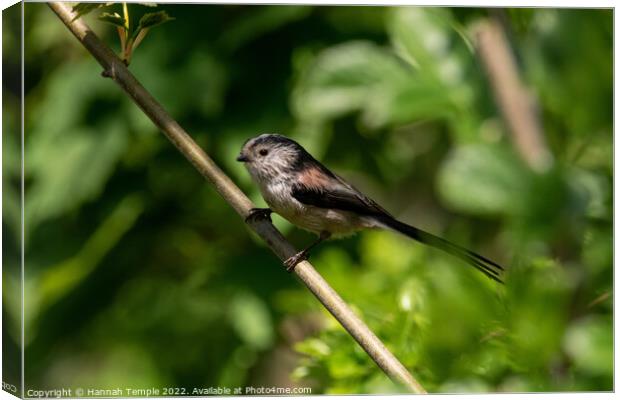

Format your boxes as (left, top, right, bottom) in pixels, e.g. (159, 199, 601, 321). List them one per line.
(245, 207, 272, 223)
(284, 251, 308, 272)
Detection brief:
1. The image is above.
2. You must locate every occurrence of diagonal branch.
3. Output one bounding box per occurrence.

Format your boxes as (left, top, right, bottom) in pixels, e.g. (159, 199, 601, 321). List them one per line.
(47, 2, 425, 394)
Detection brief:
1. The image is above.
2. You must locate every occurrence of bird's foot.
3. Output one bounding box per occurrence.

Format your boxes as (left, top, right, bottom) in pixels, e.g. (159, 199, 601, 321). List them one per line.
(245, 207, 272, 223)
(284, 251, 309, 272)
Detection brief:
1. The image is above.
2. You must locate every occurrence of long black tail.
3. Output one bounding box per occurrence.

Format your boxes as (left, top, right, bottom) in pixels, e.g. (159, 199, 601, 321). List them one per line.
(376, 215, 504, 283)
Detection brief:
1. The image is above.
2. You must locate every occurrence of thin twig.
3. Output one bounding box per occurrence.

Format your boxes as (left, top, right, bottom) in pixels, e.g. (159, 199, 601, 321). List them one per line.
(587, 291, 610, 309)
(475, 18, 553, 173)
(47, 2, 425, 394)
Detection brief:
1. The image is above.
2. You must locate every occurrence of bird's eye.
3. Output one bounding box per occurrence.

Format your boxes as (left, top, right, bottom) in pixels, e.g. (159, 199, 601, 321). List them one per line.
(259, 149, 269, 156)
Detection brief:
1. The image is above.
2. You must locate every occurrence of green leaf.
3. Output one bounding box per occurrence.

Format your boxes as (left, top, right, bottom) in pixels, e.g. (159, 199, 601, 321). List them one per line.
(229, 293, 274, 350)
(563, 316, 612, 376)
(98, 12, 126, 28)
(137, 10, 174, 30)
(219, 6, 311, 51)
(389, 8, 454, 71)
(386, 7, 480, 138)
(388, 8, 472, 76)
(437, 144, 532, 215)
(292, 41, 414, 128)
(294, 338, 331, 358)
(292, 39, 475, 133)
(25, 124, 128, 232)
(327, 351, 367, 379)
(25, 62, 128, 232)
(71, 3, 113, 20)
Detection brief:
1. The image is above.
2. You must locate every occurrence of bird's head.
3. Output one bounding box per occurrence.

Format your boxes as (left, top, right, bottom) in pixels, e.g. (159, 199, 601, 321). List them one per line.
(237, 133, 306, 181)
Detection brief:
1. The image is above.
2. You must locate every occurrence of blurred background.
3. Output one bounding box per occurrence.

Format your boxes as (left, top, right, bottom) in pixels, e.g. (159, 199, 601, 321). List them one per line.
(3, 4, 612, 394)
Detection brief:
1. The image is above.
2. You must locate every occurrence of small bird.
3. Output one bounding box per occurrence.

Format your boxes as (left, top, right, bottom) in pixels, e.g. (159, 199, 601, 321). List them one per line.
(237, 134, 504, 283)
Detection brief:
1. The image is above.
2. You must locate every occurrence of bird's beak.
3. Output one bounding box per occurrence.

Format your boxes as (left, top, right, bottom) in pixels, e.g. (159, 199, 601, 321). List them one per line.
(236, 153, 249, 162)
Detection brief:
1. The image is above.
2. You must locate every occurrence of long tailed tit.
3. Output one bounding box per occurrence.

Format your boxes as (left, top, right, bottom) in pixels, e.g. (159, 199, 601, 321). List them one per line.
(237, 134, 504, 283)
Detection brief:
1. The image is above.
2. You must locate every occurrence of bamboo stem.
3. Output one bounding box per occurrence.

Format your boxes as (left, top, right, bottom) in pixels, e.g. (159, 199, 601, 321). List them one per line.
(475, 19, 553, 173)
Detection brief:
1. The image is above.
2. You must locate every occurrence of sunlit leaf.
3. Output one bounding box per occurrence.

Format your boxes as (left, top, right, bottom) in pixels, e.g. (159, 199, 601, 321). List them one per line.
(294, 338, 331, 358)
(292, 41, 414, 128)
(389, 8, 459, 73)
(98, 12, 126, 28)
(137, 10, 174, 30)
(327, 351, 366, 379)
(563, 316, 612, 376)
(292, 36, 475, 134)
(437, 144, 532, 215)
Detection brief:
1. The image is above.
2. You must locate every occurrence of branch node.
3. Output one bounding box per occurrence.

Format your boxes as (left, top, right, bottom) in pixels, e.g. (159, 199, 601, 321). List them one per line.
(101, 62, 117, 79)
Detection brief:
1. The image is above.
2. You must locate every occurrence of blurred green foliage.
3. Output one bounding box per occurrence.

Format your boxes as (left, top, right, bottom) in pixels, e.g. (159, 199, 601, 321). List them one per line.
(3, 4, 612, 394)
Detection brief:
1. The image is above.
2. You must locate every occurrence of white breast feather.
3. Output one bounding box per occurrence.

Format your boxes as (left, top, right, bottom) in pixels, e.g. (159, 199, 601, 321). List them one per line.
(259, 179, 377, 236)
